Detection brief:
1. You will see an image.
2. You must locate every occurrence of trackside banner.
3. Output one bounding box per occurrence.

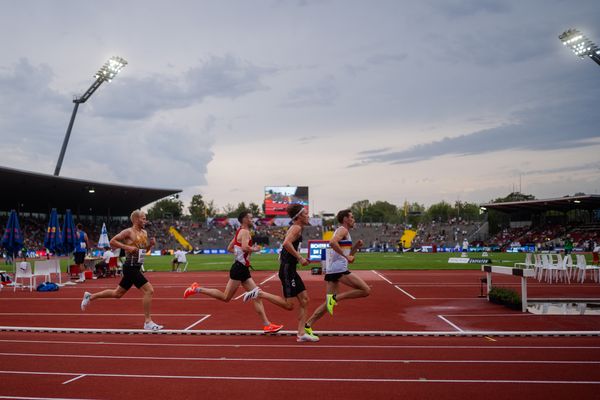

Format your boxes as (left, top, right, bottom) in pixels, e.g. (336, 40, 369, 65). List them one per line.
(448, 257, 491, 264)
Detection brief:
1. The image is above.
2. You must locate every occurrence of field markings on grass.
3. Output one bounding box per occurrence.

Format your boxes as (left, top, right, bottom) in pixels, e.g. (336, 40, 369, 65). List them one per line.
(2, 338, 599, 350)
(183, 315, 211, 331)
(1, 352, 599, 365)
(394, 285, 416, 300)
(2, 370, 600, 385)
(437, 315, 464, 332)
(234, 273, 278, 300)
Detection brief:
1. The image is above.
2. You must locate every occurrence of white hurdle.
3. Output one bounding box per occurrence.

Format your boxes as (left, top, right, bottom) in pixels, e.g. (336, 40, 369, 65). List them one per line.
(482, 265, 536, 312)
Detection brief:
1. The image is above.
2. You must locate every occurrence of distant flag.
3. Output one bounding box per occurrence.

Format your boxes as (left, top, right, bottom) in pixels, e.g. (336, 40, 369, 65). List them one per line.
(98, 223, 110, 248)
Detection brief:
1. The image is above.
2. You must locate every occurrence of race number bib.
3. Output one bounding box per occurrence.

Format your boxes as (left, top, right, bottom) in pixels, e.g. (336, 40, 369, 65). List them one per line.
(80, 242, 87, 249)
(138, 249, 146, 264)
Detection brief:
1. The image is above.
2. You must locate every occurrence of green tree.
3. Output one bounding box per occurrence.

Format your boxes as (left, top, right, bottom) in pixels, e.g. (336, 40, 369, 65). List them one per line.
(426, 201, 454, 222)
(188, 194, 207, 222)
(350, 200, 371, 222)
(147, 197, 184, 220)
(205, 200, 217, 218)
(248, 202, 263, 218)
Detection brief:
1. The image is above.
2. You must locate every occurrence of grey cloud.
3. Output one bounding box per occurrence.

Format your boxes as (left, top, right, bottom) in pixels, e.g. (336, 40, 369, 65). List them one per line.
(516, 162, 600, 177)
(366, 53, 408, 65)
(352, 98, 600, 166)
(432, 0, 511, 17)
(91, 55, 276, 120)
(282, 75, 339, 107)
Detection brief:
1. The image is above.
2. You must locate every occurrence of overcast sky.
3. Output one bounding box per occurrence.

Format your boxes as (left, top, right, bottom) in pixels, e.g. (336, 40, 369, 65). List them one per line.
(1, 0, 599, 214)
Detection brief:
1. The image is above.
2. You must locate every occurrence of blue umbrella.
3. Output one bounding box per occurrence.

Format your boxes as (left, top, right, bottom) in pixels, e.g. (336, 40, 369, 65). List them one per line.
(44, 208, 63, 254)
(1, 210, 24, 258)
(62, 209, 77, 254)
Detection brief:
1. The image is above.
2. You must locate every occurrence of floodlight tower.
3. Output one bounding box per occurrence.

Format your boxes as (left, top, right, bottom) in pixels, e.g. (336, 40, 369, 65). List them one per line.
(559, 28, 600, 67)
(53, 56, 128, 176)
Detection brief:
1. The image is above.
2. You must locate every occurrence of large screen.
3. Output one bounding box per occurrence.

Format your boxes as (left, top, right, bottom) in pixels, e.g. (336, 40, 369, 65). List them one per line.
(264, 186, 309, 216)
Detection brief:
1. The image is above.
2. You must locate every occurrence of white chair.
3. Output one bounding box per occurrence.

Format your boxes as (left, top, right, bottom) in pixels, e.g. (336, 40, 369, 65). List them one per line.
(34, 259, 62, 284)
(14, 261, 35, 292)
(575, 254, 600, 283)
(514, 253, 534, 269)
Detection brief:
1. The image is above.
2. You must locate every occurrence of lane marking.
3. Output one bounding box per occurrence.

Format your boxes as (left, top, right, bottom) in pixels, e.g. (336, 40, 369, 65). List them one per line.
(2, 339, 599, 350)
(437, 315, 464, 332)
(394, 285, 416, 300)
(0, 326, 598, 337)
(371, 270, 393, 284)
(1, 370, 600, 385)
(183, 315, 211, 331)
(1, 352, 599, 365)
(62, 374, 86, 385)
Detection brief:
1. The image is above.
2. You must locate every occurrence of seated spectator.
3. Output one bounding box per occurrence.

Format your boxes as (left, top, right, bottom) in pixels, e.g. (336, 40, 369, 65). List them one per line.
(95, 247, 114, 278)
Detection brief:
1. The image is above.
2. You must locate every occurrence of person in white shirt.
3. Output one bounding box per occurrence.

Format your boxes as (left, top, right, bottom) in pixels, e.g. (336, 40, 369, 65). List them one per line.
(95, 247, 114, 278)
(171, 248, 186, 271)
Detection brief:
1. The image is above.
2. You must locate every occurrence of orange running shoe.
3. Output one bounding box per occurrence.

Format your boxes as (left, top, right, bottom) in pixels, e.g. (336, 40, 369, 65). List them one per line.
(183, 282, 200, 299)
(263, 323, 283, 334)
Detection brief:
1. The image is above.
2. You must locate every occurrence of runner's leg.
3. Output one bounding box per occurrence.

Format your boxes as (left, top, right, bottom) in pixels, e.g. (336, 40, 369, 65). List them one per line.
(296, 290, 310, 336)
(198, 279, 241, 302)
(90, 285, 127, 301)
(140, 282, 155, 323)
(242, 279, 270, 325)
(334, 274, 371, 301)
(306, 281, 338, 327)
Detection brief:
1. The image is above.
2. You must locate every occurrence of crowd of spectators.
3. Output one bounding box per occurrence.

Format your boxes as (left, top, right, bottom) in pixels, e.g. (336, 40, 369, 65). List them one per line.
(2, 214, 599, 254)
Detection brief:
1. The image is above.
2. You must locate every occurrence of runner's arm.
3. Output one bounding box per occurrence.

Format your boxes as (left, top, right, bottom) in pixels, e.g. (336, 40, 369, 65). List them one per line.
(110, 230, 136, 253)
(239, 230, 258, 253)
(226, 238, 235, 253)
(283, 225, 305, 262)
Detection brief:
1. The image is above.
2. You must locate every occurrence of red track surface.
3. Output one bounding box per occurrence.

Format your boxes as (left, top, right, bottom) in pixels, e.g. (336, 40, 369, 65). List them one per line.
(1, 269, 599, 399)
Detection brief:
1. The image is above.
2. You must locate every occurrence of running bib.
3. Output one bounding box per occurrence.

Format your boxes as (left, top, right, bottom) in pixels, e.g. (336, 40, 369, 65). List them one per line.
(80, 242, 86, 249)
(138, 249, 146, 264)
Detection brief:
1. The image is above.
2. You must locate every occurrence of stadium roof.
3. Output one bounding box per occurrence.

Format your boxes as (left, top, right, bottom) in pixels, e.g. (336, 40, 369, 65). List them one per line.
(480, 195, 600, 214)
(0, 166, 181, 216)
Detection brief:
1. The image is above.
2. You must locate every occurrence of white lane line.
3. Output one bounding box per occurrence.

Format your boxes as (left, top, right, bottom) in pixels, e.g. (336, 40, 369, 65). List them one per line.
(394, 285, 416, 300)
(234, 273, 277, 300)
(371, 270, 393, 284)
(183, 315, 211, 331)
(1, 352, 599, 365)
(1, 339, 599, 350)
(62, 374, 86, 385)
(1, 370, 600, 385)
(259, 273, 278, 285)
(437, 315, 464, 332)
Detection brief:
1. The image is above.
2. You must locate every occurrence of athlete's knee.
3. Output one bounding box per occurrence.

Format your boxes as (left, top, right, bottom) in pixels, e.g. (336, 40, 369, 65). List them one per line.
(114, 290, 125, 299)
(361, 285, 371, 297)
(284, 300, 295, 310)
(299, 296, 309, 308)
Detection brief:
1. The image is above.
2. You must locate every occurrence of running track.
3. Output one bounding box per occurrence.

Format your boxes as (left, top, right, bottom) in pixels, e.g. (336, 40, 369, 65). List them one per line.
(0, 269, 599, 399)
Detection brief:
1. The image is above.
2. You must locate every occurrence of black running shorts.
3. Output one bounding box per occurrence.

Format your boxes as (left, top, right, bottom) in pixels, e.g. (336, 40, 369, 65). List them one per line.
(229, 261, 252, 282)
(278, 261, 306, 298)
(119, 263, 148, 290)
(324, 270, 351, 282)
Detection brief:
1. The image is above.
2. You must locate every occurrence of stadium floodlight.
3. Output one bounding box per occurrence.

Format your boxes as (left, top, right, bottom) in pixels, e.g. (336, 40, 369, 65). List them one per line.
(559, 28, 600, 67)
(53, 56, 128, 176)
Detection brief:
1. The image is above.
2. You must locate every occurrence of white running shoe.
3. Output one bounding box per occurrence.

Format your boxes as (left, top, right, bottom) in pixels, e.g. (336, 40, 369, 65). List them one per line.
(296, 333, 320, 342)
(80, 292, 91, 311)
(143, 321, 164, 331)
(243, 286, 261, 303)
